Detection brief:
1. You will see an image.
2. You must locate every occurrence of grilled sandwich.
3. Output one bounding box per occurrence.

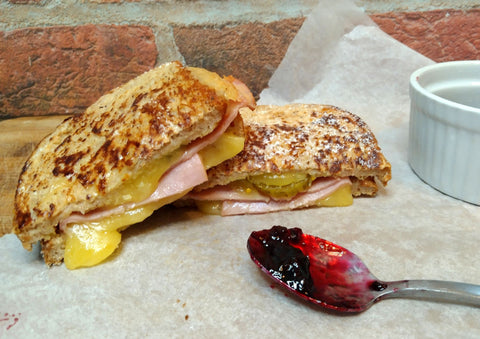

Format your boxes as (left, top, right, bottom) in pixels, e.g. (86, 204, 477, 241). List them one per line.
(5, 61, 255, 269)
(184, 104, 391, 215)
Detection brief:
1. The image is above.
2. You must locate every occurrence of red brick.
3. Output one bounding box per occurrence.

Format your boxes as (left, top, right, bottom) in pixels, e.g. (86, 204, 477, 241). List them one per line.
(372, 9, 480, 62)
(0, 25, 157, 119)
(174, 18, 305, 100)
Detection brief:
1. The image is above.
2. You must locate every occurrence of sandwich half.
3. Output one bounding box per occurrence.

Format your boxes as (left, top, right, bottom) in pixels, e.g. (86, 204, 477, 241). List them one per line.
(183, 104, 391, 215)
(5, 61, 255, 269)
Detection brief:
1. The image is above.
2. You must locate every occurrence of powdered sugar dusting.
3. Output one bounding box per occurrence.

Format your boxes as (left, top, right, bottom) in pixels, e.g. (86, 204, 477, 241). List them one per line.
(241, 104, 382, 171)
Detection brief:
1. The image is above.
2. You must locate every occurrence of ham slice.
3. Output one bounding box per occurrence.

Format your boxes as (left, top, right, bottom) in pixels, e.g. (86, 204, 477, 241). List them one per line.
(191, 177, 351, 216)
(142, 154, 207, 204)
(60, 154, 207, 230)
(59, 79, 253, 229)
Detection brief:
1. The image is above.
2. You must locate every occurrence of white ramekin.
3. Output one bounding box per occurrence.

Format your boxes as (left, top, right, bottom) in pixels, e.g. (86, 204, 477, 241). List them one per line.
(409, 60, 480, 205)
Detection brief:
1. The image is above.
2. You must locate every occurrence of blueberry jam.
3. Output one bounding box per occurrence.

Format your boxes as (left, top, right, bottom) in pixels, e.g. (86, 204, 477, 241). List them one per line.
(247, 226, 382, 312)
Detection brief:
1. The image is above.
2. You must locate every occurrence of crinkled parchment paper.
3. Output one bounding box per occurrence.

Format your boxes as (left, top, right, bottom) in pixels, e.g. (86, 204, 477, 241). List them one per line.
(1, 0, 479, 337)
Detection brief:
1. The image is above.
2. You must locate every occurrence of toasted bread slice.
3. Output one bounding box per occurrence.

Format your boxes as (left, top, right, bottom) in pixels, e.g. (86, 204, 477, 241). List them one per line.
(9, 61, 254, 266)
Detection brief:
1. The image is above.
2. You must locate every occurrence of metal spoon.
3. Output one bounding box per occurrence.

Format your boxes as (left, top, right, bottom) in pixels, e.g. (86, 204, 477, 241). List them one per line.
(247, 225, 480, 313)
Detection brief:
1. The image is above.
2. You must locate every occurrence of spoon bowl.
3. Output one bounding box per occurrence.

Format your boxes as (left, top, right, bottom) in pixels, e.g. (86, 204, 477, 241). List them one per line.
(247, 226, 480, 313)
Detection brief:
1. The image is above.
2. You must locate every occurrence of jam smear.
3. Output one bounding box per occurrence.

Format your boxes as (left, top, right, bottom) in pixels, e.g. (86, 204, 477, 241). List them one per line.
(247, 225, 378, 312)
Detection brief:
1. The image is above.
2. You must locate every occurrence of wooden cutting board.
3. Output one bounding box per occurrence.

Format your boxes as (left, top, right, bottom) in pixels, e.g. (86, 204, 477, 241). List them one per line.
(0, 115, 68, 234)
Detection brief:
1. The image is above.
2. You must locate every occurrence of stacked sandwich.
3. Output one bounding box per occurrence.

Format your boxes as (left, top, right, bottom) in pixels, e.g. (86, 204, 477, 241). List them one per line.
(0, 61, 391, 269)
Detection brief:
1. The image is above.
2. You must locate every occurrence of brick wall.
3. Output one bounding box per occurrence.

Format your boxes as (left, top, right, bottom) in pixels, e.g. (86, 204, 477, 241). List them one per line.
(1, 0, 479, 119)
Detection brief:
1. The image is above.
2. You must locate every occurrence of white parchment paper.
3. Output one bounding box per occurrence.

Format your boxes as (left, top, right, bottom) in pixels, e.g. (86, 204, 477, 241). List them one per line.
(1, 0, 479, 337)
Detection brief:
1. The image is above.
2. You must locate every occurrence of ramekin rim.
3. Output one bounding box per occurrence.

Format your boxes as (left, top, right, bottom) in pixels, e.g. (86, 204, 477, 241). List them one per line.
(410, 60, 480, 116)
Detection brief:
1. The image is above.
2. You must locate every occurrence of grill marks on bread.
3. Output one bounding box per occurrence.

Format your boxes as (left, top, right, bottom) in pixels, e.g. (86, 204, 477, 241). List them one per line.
(14, 62, 233, 246)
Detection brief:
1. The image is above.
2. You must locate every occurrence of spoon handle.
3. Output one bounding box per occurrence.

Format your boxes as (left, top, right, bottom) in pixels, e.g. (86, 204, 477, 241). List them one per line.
(379, 280, 480, 307)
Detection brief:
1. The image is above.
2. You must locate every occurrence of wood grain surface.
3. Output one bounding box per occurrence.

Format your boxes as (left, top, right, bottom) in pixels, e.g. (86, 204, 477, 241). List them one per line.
(0, 115, 68, 234)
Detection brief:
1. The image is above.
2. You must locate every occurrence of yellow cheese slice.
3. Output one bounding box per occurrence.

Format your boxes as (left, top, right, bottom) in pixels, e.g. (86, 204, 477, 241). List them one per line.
(64, 193, 184, 270)
(199, 132, 244, 169)
(195, 200, 223, 215)
(64, 132, 244, 269)
(316, 184, 353, 207)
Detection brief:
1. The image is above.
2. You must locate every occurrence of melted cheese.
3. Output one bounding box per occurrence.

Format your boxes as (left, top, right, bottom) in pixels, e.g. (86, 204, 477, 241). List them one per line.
(199, 133, 244, 169)
(107, 149, 184, 207)
(64, 193, 184, 269)
(195, 200, 223, 215)
(316, 184, 352, 207)
(64, 132, 244, 269)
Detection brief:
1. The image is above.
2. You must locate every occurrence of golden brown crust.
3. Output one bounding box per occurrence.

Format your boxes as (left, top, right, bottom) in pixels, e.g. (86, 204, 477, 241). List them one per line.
(196, 104, 391, 196)
(13, 61, 243, 258)
(40, 234, 65, 266)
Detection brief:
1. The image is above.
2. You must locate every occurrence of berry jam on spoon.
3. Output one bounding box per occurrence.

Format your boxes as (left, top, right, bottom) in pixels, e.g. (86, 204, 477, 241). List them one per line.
(247, 226, 480, 313)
